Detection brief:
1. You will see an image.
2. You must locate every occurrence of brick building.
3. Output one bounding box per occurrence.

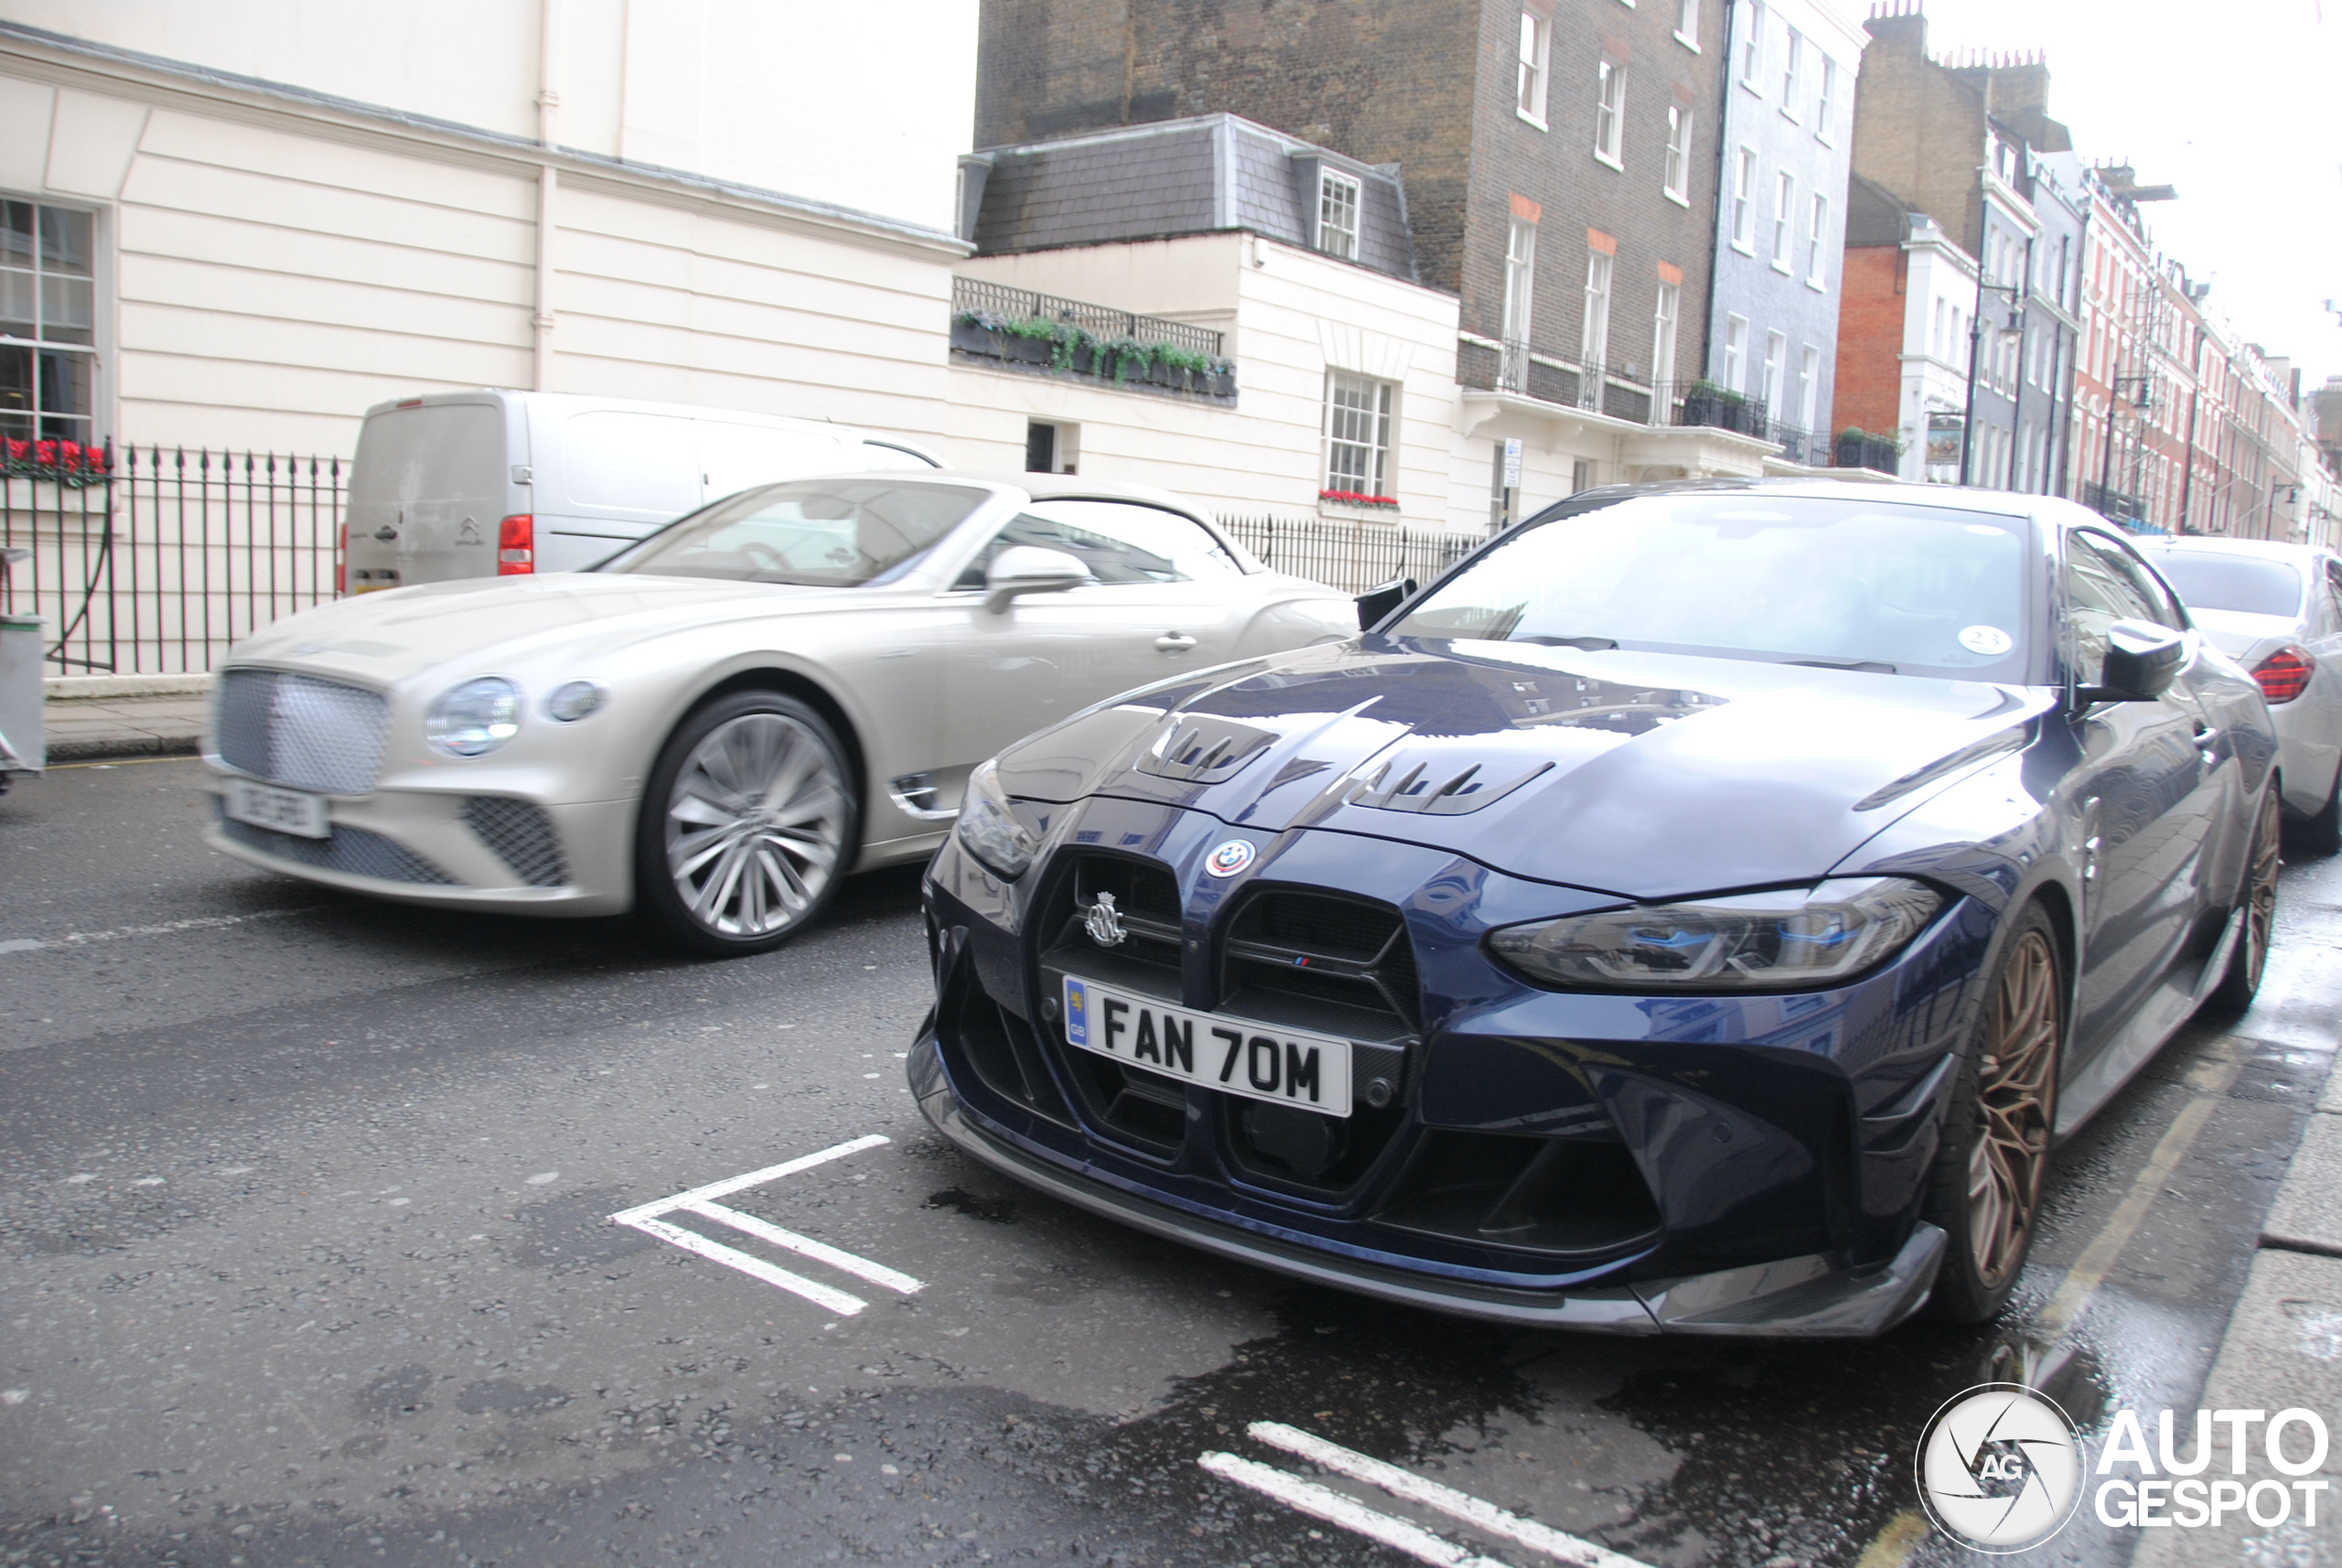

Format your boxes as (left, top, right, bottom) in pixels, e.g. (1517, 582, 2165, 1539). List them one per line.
(1843, 6, 2085, 494)
(975, 0, 1793, 532)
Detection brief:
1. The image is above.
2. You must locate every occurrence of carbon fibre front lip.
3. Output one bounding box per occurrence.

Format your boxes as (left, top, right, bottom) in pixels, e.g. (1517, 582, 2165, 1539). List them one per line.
(908, 1034, 1947, 1337)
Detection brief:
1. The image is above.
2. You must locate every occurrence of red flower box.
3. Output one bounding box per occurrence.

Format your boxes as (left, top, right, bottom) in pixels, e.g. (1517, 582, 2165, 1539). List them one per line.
(1318, 489, 1400, 509)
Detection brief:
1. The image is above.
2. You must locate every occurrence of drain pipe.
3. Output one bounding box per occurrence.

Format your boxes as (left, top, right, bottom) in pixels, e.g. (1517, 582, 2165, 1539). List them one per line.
(532, 0, 562, 392)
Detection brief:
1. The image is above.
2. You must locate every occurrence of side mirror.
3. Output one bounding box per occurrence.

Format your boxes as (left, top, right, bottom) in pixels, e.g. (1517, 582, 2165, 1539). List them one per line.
(2086, 618, 2185, 703)
(983, 546, 1087, 613)
(1356, 576, 1416, 631)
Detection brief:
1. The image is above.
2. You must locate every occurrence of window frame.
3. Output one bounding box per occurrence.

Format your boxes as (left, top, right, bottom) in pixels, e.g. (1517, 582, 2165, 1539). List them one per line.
(1739, 0, 1766, 91)
(1805, 191, 1828, 286)
(1761, 329, 1786, 413)
(1518, 8, 1552, 128)
(1663, 104, 1692, 204)
(1582, 247, 1615, 371)
(1675, 0, 1700, 48)
(1502, 216, 1538, 347)
(1730, 146, 1756, 252)
(1815, 55, 1837, 143)
(1778, 27, 1802, 117)
(1651, 278, 1681, 389)
(1316, 170, 1362, 262)
(1723, 313, 1747, 393)
(0, 195, 103, 448)
(1771, 169, 1796, 272)
(1798, 343, 1820, 428)
(1595, 58, 1627, 167)
(1324, 371, 1397, 499)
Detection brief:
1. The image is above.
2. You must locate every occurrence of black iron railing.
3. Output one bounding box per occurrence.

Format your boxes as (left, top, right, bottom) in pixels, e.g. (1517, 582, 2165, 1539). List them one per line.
(0, 445, 344, 675)
(951, 277, 1222, 359)
(1219, 513, 1480, 596)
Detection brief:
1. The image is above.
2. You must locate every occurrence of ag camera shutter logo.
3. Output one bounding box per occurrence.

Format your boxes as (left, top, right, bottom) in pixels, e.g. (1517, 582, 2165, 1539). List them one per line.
(1916, 1383, 2086, 1552)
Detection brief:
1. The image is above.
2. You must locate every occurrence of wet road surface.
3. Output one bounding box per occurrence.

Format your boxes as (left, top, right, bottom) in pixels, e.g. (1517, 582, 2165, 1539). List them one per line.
(4, 757, 2340, 1567)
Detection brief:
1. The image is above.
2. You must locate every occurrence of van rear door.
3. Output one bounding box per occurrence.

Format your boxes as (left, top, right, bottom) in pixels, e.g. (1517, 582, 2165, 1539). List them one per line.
(344, 400, 509, 590)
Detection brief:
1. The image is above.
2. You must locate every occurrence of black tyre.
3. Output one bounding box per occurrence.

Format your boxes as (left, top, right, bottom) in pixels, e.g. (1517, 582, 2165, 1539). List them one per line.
(1922, 904, 2064, 1324)
(634, 691, 858, 957)
(2207, 783, 2283, 1015)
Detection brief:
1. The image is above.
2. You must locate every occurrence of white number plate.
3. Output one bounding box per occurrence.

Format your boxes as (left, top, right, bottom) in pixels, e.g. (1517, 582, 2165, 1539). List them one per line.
(1061, 976, 1352, 1117)
(225, 778, 329, 839)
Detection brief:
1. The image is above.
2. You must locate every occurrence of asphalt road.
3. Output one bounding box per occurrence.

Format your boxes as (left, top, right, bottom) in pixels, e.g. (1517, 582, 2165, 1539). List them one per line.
(4, 757, 2341, 1568)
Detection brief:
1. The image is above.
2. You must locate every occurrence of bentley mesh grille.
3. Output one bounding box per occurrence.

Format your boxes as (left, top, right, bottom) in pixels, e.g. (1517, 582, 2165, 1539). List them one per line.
(215, 669, 388, 794)
(462, 797, 568, 887)
(218, 811, 456, 885)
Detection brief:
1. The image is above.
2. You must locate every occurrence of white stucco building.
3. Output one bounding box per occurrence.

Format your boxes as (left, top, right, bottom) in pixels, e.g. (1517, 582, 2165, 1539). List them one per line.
(0, 1, 976, 456)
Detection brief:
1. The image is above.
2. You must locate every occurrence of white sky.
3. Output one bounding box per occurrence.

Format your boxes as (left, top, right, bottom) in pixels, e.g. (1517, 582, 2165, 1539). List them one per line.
(1822, 0, 2342, 387)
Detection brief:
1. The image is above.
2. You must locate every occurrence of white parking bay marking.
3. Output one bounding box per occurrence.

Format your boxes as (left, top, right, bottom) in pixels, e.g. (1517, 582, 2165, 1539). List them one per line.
(608, 1134, 920, 1316)
(1198, 1453, 1511, 1568)
(1246, 1423, 1656, 1568)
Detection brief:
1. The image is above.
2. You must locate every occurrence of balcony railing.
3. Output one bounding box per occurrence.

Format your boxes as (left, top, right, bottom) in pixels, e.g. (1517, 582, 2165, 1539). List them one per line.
(951, 277, 1236, 402)
(2079, 480, 2144, 521)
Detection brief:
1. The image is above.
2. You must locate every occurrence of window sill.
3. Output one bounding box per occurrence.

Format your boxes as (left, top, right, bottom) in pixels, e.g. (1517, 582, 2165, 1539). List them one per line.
(1740, 78, 1765, 96)
(1805, 275, 1827, 292)
(1517, 108, 1549, 132)
(1815, 130, 1836, 148)
(1664, 188, 1691, 209)
(1673, 30, 1700, 50)
(1778, 106, 1802, 124)
(1594, 151, 1626, 173)
(1730, 240, 1756, 257)
(1769, 260, 1793, 275)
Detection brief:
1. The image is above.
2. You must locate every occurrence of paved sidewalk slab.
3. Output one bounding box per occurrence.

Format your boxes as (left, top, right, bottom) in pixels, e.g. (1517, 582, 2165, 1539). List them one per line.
(42, 693, 208, 761)
(2130, 1247, 2342, 1567)
(2263, 1109, 2342, 1259)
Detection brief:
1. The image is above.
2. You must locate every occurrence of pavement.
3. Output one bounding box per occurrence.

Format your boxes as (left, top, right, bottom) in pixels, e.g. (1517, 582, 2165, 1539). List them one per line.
(38, 692, 208, 762)
(3, 758, 2341, 1568)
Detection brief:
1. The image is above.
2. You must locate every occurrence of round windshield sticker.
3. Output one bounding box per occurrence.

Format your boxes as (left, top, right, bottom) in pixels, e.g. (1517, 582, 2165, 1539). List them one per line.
(1960, 625, 2014, 657)
(1204, 839, 1256, 878)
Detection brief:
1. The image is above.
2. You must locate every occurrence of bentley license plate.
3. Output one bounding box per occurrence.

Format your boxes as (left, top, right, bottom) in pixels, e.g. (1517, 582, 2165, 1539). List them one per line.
(224, 778, 329, 839)
(1060, 976, 1352, 1117)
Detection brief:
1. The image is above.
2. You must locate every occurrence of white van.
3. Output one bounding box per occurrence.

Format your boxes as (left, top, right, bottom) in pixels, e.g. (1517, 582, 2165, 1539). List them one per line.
(341, 390, 942, 589)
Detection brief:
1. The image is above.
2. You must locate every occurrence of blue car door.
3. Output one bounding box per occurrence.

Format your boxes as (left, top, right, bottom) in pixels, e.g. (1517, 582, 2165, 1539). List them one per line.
(2058, 529, 2227, 1064)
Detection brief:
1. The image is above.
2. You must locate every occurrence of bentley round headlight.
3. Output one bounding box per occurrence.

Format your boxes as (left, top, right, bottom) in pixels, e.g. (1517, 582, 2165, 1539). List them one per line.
(426, 677, 522, 757)
(1488, 877, 1944, 992)
(954, 758, 1040, 880)
(544, 680, 607, 723)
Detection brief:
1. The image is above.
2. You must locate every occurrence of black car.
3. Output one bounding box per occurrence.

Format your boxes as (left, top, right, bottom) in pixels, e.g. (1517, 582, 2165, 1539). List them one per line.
(909, 481, 2281, 1336)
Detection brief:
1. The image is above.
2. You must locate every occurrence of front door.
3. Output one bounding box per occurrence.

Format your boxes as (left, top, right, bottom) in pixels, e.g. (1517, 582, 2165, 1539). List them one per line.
(938, 499, 1254, 779)
(2061, 530, 2225, 1057)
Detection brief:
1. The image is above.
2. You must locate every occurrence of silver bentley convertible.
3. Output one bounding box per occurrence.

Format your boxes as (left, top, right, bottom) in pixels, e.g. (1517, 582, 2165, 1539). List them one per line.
(202, 473, 1360, 953)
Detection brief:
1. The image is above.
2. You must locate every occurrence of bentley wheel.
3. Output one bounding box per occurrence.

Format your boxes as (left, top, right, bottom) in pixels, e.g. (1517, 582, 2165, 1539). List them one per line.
(635, 691, 858, 956)
(2208, 784, 2283, 1014)
(1923, 905, 2063, 1323)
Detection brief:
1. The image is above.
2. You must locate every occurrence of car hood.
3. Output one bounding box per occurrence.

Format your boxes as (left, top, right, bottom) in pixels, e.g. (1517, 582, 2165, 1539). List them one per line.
(2188, 607, 2299, 665)
(996, 637, 2055, 899)
(225, 572, 855, 686)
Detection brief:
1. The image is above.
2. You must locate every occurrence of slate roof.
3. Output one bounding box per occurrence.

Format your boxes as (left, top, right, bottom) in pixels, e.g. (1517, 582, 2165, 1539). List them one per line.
(967, 113, 1416, 283)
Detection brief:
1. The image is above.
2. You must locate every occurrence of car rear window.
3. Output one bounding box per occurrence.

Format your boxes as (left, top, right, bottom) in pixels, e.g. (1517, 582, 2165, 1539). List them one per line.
(600, 478, 989, 587)
(2143, 551, 2304, 618)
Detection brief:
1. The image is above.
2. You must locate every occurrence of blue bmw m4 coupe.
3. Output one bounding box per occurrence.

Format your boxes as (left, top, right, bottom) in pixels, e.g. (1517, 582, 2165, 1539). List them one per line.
(908, 481, 2281, 1337)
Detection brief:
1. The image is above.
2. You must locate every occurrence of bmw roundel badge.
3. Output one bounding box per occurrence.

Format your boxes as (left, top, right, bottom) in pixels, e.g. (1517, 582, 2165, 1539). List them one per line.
(1204, 839, 1256, 878)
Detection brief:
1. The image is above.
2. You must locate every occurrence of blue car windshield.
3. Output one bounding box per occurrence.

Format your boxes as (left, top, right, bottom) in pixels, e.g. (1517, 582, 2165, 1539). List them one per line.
(1393, 493, 2033, 678)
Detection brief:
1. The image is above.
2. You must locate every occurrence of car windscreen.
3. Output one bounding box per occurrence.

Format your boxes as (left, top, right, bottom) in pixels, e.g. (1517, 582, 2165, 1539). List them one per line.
(597, 479, 990, 586)
(1391, 493, 2033, 680)
(2142, 550, 2304, 618)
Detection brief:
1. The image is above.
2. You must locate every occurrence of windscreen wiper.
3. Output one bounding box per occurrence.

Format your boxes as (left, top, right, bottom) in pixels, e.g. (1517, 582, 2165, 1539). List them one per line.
(1515, 634, 1619, 650)
(1784, 656, 1898, 674)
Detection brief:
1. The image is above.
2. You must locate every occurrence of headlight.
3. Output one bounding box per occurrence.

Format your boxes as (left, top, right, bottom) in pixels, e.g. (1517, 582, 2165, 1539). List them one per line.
(954, 758, 1039, 880)
(1488, 877, 1943, 992)
(544, 680, 607, 723)
(425, 676, 522, 757)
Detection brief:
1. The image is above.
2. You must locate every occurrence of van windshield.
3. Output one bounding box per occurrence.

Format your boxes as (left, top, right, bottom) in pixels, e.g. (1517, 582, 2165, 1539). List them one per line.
(598, 479, 990, 587)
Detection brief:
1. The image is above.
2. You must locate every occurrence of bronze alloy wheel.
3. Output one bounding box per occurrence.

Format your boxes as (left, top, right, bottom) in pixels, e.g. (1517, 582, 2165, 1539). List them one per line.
(1967, 929, 2061, 1290)
(2210, 785, 2283, 1013)
(663, 710, 849, 940)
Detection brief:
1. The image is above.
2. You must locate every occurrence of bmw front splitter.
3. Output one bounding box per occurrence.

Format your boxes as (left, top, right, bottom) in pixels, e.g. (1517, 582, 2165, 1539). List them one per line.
(910, 1036, 1947, 1338)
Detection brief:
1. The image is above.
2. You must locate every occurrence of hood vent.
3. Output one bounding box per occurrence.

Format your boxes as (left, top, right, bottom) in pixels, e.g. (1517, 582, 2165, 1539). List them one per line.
(1135, 716, 1274, 783)
(1346, 756, 1552, 816)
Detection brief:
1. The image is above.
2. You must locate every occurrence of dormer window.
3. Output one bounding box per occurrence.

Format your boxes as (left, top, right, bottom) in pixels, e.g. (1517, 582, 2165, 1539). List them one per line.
(1317, 171, 1361, 261)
